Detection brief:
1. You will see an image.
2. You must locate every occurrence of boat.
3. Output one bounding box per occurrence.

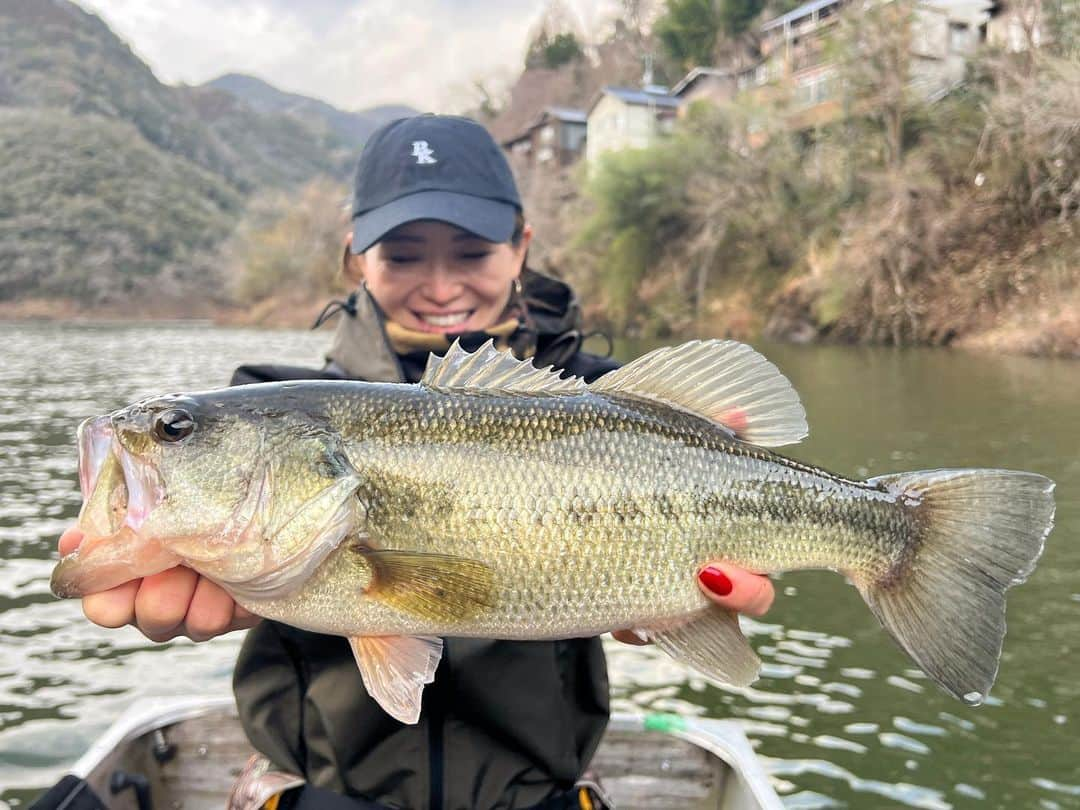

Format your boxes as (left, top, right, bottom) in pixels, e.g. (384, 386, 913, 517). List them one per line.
(42, 696, 783, 809)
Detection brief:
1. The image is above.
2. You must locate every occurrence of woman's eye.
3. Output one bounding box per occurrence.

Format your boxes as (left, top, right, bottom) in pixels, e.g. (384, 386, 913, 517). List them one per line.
(459, 251, 491, 261)
(388, 255, 420, 265)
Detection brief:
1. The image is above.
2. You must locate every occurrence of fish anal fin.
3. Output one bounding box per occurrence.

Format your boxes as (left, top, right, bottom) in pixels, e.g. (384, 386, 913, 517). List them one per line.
(648, 608, 761, 688)
(349, 635, 443, 724)
(588, 340, 807, 447)
(361, 549, 496, 621)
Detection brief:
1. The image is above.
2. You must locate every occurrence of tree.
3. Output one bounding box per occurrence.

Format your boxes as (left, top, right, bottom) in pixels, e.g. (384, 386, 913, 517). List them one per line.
(525, 0, 586, 69)
(655, 0, 723, 72)
(829, 0, 918, 171)
(229, 178, 349, 302)
(719, 0, 766, 38)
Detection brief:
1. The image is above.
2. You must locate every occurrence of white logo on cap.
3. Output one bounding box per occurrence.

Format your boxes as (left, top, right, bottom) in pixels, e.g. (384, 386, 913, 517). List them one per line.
(411, 141, 437, 164)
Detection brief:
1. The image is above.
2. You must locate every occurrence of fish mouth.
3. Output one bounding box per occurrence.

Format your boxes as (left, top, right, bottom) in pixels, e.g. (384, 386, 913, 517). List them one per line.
(51, 416, 176, 598)
(77, 415, 163, 534)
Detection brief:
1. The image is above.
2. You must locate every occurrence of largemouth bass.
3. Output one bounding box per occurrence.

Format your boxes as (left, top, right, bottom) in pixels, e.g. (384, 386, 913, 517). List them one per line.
(51, 340, 1055, 723)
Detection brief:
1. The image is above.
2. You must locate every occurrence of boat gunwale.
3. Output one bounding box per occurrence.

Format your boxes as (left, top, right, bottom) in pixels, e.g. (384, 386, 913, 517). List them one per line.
(70, 696, 783, 809)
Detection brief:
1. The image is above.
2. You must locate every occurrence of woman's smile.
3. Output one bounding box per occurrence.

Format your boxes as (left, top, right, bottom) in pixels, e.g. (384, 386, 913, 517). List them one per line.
(413, 310, 474, 331)
(354, 219, 531, 334)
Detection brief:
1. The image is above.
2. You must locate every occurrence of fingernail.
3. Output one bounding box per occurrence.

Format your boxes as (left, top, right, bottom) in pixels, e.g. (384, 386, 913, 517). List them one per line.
(699, 566, 733, 596)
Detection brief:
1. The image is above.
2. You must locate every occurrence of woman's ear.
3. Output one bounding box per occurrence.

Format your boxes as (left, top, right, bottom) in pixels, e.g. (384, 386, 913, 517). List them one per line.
(342, 234, 366, 287)
(514, 224, 534, 272)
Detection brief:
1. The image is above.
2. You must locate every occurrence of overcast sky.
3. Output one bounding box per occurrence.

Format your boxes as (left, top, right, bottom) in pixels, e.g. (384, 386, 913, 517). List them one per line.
(72, 0, 620, 112)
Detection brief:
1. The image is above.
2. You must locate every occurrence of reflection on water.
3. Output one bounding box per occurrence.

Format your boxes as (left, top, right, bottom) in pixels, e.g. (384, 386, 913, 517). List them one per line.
(1, 324, 1078, 807)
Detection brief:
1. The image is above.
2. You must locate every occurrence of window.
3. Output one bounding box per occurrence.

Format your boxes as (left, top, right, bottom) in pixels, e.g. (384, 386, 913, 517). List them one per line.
(949, 22, 975, 54)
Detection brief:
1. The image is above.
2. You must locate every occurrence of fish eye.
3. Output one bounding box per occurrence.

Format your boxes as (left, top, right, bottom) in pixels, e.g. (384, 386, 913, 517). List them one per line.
(153, 408, 195, 443)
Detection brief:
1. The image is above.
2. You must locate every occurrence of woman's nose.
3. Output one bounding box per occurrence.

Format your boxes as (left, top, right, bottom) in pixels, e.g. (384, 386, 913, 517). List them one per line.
(421, 267, 462, 304)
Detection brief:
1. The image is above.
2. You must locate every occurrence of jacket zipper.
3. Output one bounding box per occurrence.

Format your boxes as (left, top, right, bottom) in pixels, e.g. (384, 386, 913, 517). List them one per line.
(428, 641, 445, 810)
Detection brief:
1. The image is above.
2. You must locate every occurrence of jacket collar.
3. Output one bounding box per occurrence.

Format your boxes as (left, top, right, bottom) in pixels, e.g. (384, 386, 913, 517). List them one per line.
(323, 268, 585, 383)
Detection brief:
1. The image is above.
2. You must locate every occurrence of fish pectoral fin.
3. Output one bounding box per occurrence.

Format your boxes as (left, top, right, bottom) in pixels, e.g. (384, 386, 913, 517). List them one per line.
(349, 635, 443, 724)
(647, 608, 761, 688)
(360, 549, 496, 621)
(588, 340, 808, 447)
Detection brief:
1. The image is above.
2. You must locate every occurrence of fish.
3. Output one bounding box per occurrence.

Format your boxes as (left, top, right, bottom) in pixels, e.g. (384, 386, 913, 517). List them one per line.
(51, 340, 1055, 723)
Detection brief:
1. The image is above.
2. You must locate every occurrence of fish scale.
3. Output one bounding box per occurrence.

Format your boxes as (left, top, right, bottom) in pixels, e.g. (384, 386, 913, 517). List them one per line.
(52, 339, 1054, 723)
(244, 385, 911, 640)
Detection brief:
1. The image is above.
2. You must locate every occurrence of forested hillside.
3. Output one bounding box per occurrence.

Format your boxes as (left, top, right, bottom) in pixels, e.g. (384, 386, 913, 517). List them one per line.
(0, 0, 354, 306)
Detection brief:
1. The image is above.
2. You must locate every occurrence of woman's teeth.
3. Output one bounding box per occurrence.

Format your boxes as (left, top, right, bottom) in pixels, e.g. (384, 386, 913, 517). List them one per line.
(419, 312, 470, 328)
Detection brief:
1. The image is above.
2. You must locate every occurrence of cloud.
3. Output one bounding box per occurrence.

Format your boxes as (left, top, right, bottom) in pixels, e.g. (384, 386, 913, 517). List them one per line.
(72, 0, 551, 111)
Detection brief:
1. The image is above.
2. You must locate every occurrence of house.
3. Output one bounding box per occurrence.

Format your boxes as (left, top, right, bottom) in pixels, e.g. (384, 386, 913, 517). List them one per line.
(670, 67, 738, 114)
(585, 85, 680, 164)
(755, 0, 999, 129)
(986, 0, 1046, 51)
(909, 0, 997, 99)
(501, 107, 588, 168)
(759, 0, 845, 128)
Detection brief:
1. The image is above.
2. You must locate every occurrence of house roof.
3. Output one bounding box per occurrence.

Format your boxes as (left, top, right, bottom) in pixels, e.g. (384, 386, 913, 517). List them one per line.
(762, 0, 842, 32)
(591, 86, 680, 112)
(922, 0, 995, 24)
(671, 66, 734, 97)
(761, 0, 993, 32)
(544, 106, 587, 123)
(500, 106, 587, 147)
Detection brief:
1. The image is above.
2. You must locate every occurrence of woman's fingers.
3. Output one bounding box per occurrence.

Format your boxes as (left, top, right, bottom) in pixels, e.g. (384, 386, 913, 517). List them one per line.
(613, 564, 775, 646)
(135, 567, 200, 642)
(58, 525, 256, 642)
(185, 577, 243, 641)
(58, 526, 84, 556)
(697, 564, 774, 617)
(82, 580, 140, 628)
(231, 603, 261, 631)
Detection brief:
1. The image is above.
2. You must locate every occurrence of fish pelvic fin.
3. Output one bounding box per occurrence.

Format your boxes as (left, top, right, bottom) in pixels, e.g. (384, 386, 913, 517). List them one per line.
(359, 548, 496, 622)
(647, 608, 761, 688)
(349, 634, 443, 724)
(861, 469, 1055, 705)
(588, 340, 807, 447)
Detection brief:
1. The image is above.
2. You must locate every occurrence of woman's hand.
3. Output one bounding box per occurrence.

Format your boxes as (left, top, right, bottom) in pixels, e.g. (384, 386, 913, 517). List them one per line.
(611, 564, 774, 646)
(58, 527, 260, 642)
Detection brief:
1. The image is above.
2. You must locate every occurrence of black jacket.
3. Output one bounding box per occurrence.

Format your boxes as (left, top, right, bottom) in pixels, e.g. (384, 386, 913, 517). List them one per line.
(231, 271, 618, 810)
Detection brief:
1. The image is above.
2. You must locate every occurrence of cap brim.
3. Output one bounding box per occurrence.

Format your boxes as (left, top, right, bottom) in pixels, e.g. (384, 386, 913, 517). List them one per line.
(351, 190, 518, 254)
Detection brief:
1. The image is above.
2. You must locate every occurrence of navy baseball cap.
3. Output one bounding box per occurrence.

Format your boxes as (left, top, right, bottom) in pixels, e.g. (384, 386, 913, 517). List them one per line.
(350, 115, 522, 254)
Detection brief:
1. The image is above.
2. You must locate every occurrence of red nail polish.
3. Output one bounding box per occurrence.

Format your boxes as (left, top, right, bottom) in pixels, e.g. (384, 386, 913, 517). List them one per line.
(699, 566, 733, 596)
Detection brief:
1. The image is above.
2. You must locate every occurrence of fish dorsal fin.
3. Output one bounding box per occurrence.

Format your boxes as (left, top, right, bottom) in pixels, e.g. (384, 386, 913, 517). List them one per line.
(588, 340, 808, 447)
(420, 339, 585, 396)
(349, 634, 443, 724)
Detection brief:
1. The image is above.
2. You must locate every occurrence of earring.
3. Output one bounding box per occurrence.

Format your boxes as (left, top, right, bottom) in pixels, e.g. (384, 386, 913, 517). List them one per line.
(514, 278, 523, 298)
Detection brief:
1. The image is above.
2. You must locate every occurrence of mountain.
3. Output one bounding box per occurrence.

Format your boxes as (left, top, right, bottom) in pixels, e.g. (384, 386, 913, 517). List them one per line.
(206, 73, 418, 147)
(0, 0, 355, 304)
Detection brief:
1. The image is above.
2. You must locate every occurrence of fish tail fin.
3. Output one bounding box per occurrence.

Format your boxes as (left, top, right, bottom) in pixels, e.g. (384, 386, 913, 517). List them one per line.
(860, 469, 1054, 704)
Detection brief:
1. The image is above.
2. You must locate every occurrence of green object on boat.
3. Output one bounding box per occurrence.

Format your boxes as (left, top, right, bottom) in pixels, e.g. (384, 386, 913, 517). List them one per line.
(644, 713, 688, 734)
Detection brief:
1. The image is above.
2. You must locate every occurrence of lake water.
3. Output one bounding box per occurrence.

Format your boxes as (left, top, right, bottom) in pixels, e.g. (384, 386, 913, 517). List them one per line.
(1, 322, 1077, 808)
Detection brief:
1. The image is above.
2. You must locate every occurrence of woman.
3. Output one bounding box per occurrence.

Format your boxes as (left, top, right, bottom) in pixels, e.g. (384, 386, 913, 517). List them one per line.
(58, 115, 774, 809)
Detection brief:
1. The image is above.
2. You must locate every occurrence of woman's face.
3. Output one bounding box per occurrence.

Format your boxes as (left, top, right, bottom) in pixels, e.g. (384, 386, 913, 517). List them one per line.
(351, 220, 531, 334)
